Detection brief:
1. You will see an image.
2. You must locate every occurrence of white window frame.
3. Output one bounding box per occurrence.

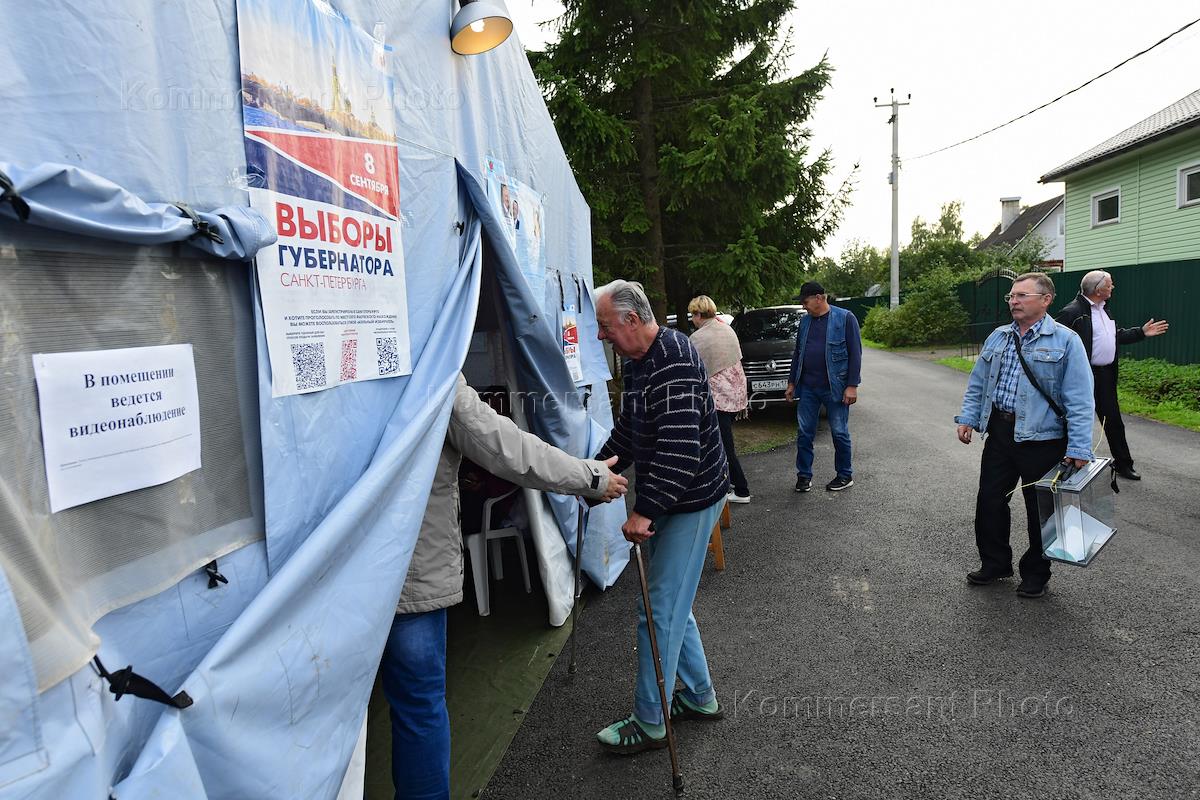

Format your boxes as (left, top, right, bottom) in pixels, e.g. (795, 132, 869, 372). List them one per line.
(1091, 187, 1121, 227)
(1178, 162, 1200, 209)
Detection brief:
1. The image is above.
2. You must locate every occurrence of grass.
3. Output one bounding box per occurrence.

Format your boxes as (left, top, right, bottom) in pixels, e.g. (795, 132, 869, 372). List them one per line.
(933, 357, 1200, 432)
(731, 406, 797, 454)
(936, 356, 975, 374)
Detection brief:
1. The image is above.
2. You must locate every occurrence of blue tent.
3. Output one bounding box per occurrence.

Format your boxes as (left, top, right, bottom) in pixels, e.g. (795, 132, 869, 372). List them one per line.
(0, 1, 630, 796)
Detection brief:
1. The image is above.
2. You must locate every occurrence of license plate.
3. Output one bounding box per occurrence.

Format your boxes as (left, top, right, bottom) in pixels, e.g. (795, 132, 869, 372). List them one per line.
(752, 379, 786, 391)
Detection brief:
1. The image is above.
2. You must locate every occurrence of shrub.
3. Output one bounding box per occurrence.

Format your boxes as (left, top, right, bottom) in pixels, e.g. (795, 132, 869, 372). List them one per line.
(860, 267, 969, 346)
(1118, 358, 1200, 411)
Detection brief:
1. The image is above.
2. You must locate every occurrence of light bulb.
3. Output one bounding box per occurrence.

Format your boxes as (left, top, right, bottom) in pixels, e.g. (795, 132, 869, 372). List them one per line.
(470, 19, 486, 33)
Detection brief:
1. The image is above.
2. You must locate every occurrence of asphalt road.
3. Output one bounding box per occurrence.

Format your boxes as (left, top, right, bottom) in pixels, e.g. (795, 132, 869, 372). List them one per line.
(484, 347, 1200, 800)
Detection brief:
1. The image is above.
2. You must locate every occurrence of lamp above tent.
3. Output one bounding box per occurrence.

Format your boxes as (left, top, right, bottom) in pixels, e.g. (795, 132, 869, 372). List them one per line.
(450, 0, 513, 55)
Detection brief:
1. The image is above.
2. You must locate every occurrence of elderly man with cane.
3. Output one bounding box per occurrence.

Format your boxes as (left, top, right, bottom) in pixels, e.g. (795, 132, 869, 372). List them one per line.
(592, 279, 729, 758)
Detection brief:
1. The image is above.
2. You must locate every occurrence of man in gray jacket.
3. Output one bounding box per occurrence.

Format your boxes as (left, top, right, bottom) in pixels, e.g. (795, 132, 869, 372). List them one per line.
(384, 374, 626, 800)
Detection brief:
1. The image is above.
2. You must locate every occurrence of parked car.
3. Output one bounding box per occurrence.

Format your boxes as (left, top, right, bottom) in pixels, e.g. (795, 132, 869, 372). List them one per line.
(731, 305, 806, 408)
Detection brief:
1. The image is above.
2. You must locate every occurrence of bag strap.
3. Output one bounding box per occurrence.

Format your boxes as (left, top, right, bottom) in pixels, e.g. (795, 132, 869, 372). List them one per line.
(1013, 332, 1065, 419)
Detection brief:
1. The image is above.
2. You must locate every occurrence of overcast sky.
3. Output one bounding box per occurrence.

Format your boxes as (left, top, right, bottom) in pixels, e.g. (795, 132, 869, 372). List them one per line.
(505, 1, 1200, 260)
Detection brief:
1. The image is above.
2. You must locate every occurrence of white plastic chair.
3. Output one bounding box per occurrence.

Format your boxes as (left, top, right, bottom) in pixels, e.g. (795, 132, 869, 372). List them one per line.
(463, 488, 531, 616)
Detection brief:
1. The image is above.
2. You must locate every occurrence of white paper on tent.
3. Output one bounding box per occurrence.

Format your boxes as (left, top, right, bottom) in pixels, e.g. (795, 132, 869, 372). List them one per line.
(32, 344, 203, 513)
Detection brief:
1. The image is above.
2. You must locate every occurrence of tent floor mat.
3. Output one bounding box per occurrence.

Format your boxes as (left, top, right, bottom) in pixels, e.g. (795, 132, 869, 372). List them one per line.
(364, 548, 581, 799)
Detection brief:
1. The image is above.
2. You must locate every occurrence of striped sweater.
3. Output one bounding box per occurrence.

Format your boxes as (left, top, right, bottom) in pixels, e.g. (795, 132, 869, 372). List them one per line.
(599, 327, 730, 519)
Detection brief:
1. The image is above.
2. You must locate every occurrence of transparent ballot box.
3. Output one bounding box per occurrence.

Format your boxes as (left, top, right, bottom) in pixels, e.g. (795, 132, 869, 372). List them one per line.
(1035, 457, 1116, 567)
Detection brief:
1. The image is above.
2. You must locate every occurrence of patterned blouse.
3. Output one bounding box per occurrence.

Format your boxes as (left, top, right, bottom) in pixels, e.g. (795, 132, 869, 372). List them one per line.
(709, 362, 748, 413)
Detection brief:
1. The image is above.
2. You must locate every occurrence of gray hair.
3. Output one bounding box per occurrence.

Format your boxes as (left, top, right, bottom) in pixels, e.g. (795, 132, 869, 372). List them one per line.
(595, 279, 656, 325)
(1013, 271, 1055, 298)
(1080, 270, 1111, 296)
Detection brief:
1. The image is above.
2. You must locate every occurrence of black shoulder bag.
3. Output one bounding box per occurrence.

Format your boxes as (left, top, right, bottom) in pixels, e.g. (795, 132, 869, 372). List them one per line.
(1012, 332, 1065, 420)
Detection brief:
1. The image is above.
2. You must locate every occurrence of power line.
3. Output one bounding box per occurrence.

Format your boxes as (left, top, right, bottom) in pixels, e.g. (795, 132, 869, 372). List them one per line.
(909, 15, 1200, 161)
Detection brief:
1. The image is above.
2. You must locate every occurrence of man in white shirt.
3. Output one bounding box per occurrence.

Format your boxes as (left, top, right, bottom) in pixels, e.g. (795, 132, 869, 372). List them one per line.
(1055, 270, 1169, 480)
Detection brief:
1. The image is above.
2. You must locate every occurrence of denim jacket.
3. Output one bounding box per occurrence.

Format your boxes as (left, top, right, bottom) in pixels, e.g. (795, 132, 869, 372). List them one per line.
(787, 305, 863, 399)
(955, 316, 1095, 461)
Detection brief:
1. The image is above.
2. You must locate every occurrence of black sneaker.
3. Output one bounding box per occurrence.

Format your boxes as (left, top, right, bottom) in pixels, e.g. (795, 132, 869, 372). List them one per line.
(825, 476, 854, 492)
(794, 476, 812, 493)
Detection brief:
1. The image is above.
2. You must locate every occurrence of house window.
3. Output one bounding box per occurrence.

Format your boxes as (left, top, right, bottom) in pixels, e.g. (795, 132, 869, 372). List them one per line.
(1179, 163, 1200, 208)
(1091, 188, 1120, 227)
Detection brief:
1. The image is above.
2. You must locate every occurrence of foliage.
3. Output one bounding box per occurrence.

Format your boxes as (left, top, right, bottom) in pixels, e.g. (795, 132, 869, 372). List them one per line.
(811, 201, 1050, 305)
(861, 267, 969, 346)
(531, 0, 851, 321)
(805, 240, 888, 298)
(1117, 358, 1200, 411)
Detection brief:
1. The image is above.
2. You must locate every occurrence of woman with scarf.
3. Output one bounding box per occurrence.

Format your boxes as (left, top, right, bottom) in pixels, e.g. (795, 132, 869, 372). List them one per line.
(688, 295, 751, 503)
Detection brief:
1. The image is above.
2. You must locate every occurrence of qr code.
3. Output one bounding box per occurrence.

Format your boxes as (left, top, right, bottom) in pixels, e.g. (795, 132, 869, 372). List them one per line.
(340, 339, 358, 381)
(290, 342, 326, 391)
(376, 336, 399, 375)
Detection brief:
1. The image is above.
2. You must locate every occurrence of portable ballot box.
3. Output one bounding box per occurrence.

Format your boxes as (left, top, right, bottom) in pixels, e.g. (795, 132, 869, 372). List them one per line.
(1035, 456, 1117, 567)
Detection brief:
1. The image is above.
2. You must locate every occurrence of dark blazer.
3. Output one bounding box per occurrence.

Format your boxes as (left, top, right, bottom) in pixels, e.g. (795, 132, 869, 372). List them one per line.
(1054, 293, 1145, 375)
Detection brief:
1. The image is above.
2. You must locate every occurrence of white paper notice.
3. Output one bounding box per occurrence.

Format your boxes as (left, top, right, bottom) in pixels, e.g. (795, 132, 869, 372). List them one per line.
(32, 344, 202, 513)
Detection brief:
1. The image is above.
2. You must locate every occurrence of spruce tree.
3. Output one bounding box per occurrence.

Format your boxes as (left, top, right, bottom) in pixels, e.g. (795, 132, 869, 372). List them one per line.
(532, 0, 848, 322)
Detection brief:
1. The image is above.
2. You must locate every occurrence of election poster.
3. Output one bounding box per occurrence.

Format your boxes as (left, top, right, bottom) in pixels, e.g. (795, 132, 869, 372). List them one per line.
(237, 0, 411, 396)
(32, 345, 202, 513)
(483, 157, 547, 311)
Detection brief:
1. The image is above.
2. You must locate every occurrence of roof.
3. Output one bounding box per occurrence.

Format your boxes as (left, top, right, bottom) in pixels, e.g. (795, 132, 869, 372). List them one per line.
(1040, 89, 1200, 181)
(975, 195, 1063, 251)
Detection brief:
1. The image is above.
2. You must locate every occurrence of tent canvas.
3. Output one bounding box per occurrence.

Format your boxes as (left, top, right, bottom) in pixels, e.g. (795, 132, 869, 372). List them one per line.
(0, 0, 630, 796)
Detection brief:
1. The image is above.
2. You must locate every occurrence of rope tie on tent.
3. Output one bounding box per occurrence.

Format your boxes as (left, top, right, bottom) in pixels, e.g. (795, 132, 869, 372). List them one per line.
(204, 559, 228, 589)
(92, 656, 194, 709)
(173, 202, 224, 245)
(0, 170, 31, 221)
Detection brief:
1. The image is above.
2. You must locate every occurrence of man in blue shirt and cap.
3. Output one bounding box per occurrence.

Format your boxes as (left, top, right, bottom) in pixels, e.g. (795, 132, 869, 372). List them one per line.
(785, 281, 863, 493)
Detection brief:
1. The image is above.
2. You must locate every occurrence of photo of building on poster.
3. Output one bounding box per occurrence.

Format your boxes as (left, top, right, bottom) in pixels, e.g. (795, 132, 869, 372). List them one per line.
(483, 157, 547, 312)
(237, 0, 411, 397)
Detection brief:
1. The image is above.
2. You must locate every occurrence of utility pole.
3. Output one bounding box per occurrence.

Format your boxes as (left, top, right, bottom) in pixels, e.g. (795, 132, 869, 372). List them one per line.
(875, 90, 910, 309)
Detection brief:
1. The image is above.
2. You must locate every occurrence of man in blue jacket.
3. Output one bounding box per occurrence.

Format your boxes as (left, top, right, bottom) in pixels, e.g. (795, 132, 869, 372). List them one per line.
(955, 272, 1095, 599)
(785, 282, 863, 492)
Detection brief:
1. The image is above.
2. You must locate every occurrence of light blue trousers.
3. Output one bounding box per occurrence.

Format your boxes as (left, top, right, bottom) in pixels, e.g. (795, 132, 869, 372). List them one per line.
(633, 499, 723, 725)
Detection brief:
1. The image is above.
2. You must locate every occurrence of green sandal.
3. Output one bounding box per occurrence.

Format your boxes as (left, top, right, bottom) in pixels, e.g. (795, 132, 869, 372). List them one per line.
(596, 715, 668, 755)
(670, 692, 725, 722)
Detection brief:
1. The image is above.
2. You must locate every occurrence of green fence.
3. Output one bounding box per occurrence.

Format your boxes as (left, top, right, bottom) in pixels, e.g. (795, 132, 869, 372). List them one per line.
(834, 259, 1198, 365)
(953, 260, 1198, 366)
(832, 296, 887, 326)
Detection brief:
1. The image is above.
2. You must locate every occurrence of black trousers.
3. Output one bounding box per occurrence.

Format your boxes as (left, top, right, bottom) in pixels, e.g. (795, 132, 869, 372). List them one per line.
(716, 410, 749, 495)
(974, 415, 1064, 584)
(1092, 363, 1133, 469)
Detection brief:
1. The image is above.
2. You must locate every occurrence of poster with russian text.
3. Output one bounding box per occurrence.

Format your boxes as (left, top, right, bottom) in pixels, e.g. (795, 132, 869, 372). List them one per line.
(237, 0, 411, 396)
(483, 157, 547, 312)
(32, 345, 202, 513)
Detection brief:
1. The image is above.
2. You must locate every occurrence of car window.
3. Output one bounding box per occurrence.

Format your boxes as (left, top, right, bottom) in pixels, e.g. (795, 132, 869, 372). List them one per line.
(732, 311, 805, 342)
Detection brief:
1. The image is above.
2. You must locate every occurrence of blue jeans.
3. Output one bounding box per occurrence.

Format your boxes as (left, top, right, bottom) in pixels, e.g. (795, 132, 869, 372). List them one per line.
(795, 384, 852, 479)
(381, 609, 449, 800)
(633, 500, 722, 725)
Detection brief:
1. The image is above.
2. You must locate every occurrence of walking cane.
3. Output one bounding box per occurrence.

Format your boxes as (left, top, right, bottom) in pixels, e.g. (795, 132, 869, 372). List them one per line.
(633, 540, 684, 796)
(568, 501, 586, 674)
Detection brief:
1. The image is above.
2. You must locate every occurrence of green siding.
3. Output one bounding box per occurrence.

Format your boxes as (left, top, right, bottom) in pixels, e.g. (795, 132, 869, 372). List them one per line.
(1062, 133, 1200, 270)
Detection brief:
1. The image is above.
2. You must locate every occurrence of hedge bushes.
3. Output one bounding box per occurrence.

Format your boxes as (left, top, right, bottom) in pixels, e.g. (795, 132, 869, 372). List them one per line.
(1118, 358, 1200, 411)
(861, 267, 969, 347)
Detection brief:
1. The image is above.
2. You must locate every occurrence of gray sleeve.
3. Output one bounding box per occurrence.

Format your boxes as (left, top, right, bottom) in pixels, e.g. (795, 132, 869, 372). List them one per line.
(446, 376, 609, 500)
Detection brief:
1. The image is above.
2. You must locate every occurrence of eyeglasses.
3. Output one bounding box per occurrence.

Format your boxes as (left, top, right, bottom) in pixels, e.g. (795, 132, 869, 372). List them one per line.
(1004, 292, 1050, 302)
